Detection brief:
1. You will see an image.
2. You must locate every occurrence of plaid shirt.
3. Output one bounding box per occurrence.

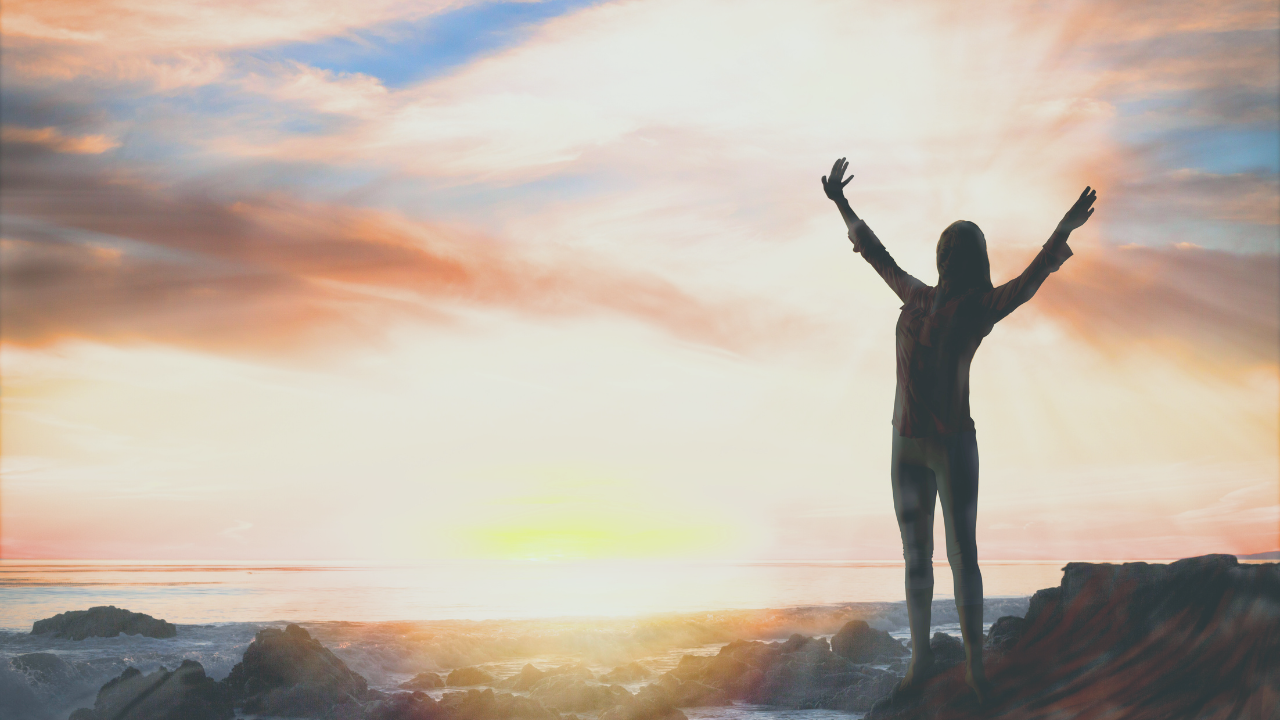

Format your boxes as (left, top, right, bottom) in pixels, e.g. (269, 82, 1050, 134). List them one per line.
(850, 220, 1073, 438)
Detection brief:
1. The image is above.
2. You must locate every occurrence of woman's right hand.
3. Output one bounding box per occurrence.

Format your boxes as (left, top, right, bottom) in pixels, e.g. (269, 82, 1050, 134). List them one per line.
(1058, 186, 1097, 232)
(822, 157, 853, 202)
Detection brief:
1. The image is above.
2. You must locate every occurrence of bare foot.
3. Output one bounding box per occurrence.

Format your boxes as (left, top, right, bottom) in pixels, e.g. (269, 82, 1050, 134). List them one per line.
(965, 665, 994, 706)
(894, 652, 935, 697)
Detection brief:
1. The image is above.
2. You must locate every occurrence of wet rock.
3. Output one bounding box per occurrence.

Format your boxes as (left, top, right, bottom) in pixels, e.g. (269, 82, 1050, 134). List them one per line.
(776, 633, 829, 654)
(830, 620, 909, 664)
(447, 667, 495, 687)
(9, 653, 78, 685)
(400, 672, 446, 690)
(366, 690, 443, 720)
(437, 688, 559, 720)
(68, 660, 231, 720)
(598, 694, 687, 720)
(745, 644, 862, 708)
(528, 675, 631, 712)
(502, 664, 546, 691)
(31, 606, 177, 640)
(635, 677, 729, 707)
(829, 667, 900, 712)
(222, 623, 370, 717)
(600, 662, 651, 683)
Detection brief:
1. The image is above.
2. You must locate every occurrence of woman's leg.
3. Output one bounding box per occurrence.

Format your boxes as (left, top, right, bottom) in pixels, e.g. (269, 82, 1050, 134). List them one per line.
(891, 430, 938, 689)
(933, 430, 990, 702)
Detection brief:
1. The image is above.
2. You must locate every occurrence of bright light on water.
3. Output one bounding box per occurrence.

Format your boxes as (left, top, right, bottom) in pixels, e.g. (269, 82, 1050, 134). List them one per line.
(0, 559, 1079, 628)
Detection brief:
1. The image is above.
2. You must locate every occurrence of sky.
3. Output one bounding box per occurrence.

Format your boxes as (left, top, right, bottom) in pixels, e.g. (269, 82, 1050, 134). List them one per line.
(1, 0, 1277, 562)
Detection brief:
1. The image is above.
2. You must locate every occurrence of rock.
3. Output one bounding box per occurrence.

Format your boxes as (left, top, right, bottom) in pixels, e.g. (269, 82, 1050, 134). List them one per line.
(745, 640, 863, 708)
(222, 623, 370, 717)
(635, 677, 729, 708)
(437, 688, 559, 720)
(776, 633, 829, 654)
(68, 660, 231, 720)
(984, 615, 1027, 655)
(598, 694, 687, 720)
(9, 653, 77, 685)
(447, 667, 495, 687)
(528, 675, 631, 712)
(400, 672, 446, 690)
(503, 664, 546, 691)
(544, 663, 594, 681)
(867, 555, 1280, 719)
(0, 665, 52, 720)
(600, 662, 651, 683)
(31, 606, 177, 640)
(927, 632, 964, 669)
(830, 620, 909, 663)
(829, 667, 900, 712)
(367, 690, 443, 720)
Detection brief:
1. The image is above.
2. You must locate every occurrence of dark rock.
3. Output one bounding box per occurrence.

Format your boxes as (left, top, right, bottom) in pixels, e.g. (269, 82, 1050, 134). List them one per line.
(829, 667, 900, 712)
(437, 688, 559, 720)
(634, 677, 729, 708)
(9, 653, 77, 685)
(528, 675, 631, 712)
(31, 606, 177, 640)
(367, 690, 443, 720)
(222, 623, 370, 717)
(984, 615, 1027, 655)
(598, 694, 688, 720)
(400, 672, 446, 690)
(927, 632, 964, 669)
(502, 664, 546, 691)
(830, 620, 909, 663)
(600, 662, 651, 683)
(68, 660, 231, 720)
(776, 633, 828, 654)
(867, 555, 1280, 719)
(745, 641, 863, 708)
(447, 667, 495, 687)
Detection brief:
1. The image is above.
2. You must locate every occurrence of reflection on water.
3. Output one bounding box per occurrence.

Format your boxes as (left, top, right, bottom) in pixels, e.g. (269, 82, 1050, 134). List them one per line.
(0, 560, 1072, 628)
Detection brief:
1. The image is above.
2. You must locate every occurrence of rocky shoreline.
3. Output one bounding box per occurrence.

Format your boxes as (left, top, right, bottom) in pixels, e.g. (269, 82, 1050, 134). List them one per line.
(18, 554, 1279, 719)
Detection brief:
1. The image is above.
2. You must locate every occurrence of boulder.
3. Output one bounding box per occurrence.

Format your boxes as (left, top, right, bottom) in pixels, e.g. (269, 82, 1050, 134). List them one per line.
(598, 694, 687, 720)
(528, 675, 631, 712)
(868, 555, 1280, 719)
(222, 623, 370, 716)
(68, 660, 231, 720)
(503, 664, 546, 691)
(447, 667, 495, 686)
(983, 615, 1027, 655)
(31, 606, 177, 640)
(830, 621, 908, 663)
(9, 653, 78, 685)
(600, 662, 651, 683)
(437, 688, 559, 720)
(367, 690, 443, 720)
(401, 672, 446, 690)
(634, 677, 729, 708)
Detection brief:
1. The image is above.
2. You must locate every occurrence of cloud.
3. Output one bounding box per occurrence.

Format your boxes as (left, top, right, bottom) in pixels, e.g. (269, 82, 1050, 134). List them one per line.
(1019, 241, 1280, 372)
(1, 143, 803, 356)
(1, 125, 120, 154)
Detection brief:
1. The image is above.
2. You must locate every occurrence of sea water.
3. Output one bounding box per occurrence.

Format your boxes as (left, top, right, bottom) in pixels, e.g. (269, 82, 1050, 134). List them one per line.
(0, 560, 1077, 719)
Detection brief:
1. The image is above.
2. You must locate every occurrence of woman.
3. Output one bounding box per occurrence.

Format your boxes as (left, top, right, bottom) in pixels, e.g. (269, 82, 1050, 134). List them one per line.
(820, 158, 1096, 704)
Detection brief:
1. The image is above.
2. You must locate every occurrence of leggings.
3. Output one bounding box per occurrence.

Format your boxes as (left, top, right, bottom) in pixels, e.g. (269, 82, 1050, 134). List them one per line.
(891, 429, 984, 608)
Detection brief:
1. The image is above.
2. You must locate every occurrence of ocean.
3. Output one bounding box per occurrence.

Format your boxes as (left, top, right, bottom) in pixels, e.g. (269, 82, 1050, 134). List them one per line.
(0, 559, 1116, 719)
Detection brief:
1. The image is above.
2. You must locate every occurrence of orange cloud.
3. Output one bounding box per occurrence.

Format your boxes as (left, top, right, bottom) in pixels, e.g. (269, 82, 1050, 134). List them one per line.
(1, 144, 806, 356)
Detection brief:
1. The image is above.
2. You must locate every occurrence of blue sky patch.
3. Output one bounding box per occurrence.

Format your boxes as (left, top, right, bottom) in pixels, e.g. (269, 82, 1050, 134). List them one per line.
(246, 0, 607, 89)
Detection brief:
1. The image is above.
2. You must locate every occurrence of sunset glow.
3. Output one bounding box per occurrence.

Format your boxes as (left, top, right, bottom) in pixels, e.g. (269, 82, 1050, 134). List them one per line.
(2, 0, 1277, 561)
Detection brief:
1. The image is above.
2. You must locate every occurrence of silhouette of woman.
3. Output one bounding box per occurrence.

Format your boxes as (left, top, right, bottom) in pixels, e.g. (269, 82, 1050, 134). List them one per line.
(821, 158, 1096, 704)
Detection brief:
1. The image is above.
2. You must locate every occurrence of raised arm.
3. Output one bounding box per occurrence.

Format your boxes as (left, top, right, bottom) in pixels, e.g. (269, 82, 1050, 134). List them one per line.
(823, 158, 928, 304)
(982, 186, 1097, 324)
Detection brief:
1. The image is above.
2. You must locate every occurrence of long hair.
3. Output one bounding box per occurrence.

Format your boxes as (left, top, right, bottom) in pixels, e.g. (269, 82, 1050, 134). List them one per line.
(935, 220, 992, 308)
